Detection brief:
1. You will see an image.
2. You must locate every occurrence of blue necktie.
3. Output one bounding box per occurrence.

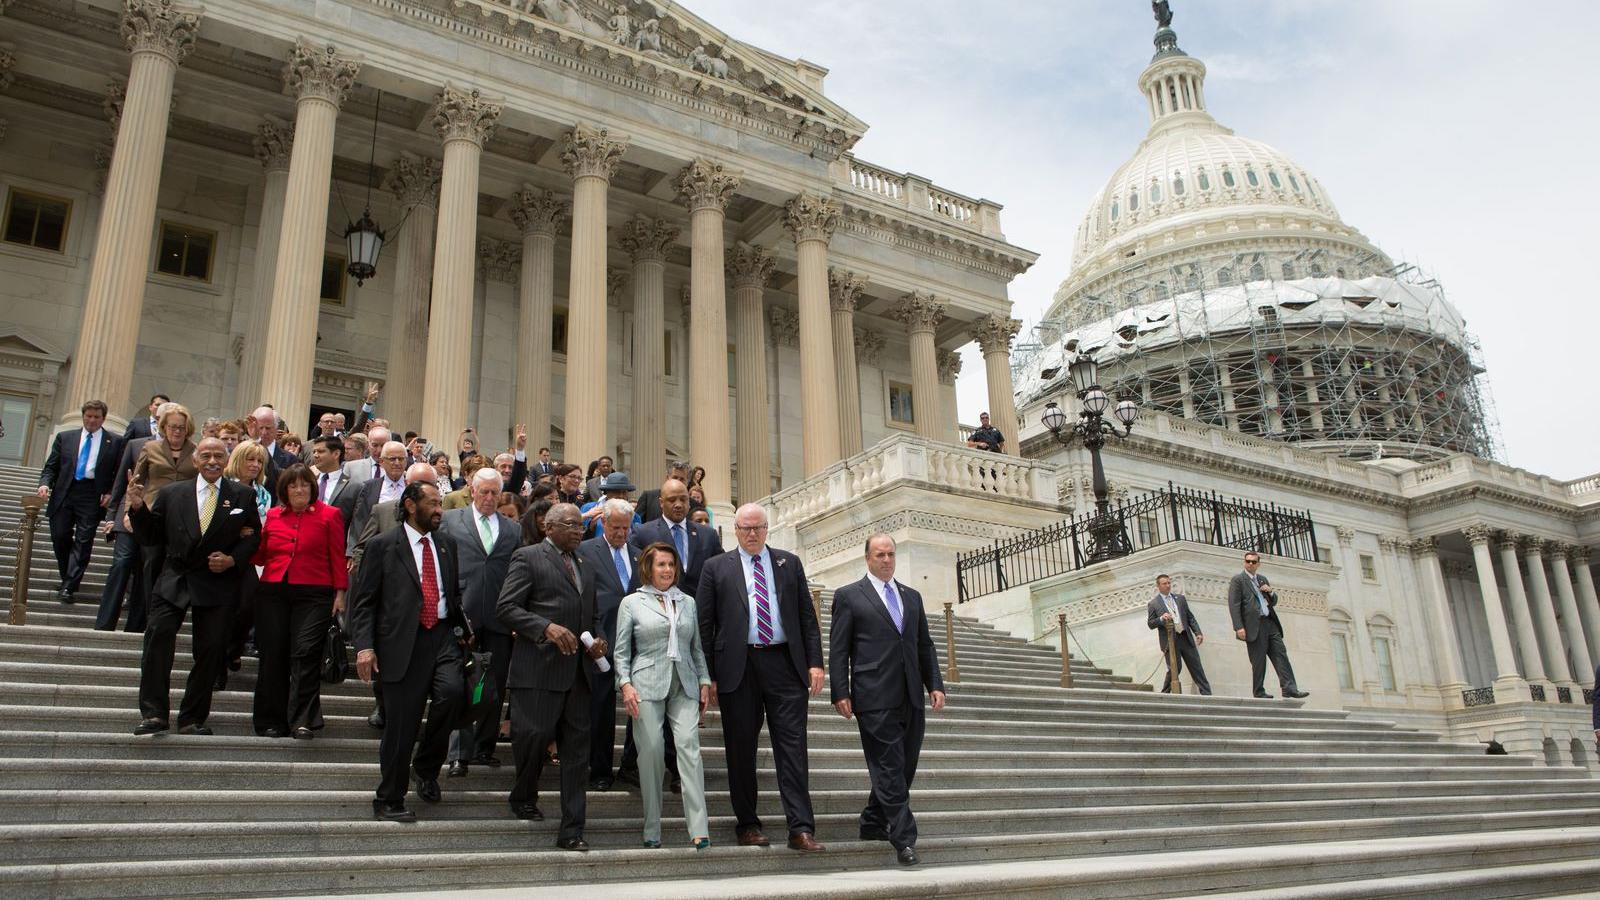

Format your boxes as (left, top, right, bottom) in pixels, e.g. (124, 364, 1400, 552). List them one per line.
(883, 581, 904, 633)
(672, 523, 689, 569)
(75, 431, 94, 480)
(1254, 576, 1269, 616)
(613, 545, 629, 588)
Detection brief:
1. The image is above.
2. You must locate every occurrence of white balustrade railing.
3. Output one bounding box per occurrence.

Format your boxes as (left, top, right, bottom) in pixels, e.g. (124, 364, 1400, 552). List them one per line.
(848, 159, 904, 200)
(1562, 474, 1600, 498)
(836, 154, 998, 235)
(928, 188, 976, 223)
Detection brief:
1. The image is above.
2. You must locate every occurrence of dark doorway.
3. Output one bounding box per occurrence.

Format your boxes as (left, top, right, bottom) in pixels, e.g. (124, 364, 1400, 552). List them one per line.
(308, 403, 355, 438)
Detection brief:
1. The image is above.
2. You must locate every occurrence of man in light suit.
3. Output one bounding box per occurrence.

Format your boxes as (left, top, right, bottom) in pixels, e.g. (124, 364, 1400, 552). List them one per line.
(1147, 574, 1211, 695)
(829, 534, 945, 867)
(350, 481, 471, 823)
(496, 503, 608, 851)
(1228, 552, 1308, 699)
(121, 393, 168, 442)
(125, 437, 260, 735)
(577, 499, 641, 790)
(38, 399, 124, 602)
(697, 503, 825, 852)
(441, 468, 521, 775)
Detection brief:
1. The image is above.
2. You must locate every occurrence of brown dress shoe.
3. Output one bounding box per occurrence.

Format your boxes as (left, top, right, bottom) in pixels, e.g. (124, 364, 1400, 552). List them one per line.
(736, 828, 770, 847)
(787, 832, 825, 853)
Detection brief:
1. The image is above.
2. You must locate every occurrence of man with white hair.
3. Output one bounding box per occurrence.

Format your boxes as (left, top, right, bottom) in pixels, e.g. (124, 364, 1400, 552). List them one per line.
(354, 426, 393, 483)
(347, 441, 410, 561)
(442, 468, 521, 774)
(576, 498, 641, 790)
(251, 405, 297, 472)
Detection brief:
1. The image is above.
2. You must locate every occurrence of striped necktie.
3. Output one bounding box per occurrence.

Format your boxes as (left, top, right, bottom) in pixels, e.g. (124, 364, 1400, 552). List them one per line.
(752, 553, 774, 644)
(198, 482, 217, 533)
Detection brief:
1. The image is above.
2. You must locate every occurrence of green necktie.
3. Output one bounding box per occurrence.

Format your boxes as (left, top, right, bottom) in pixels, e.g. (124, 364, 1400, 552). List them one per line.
(478, 514, 494, 554)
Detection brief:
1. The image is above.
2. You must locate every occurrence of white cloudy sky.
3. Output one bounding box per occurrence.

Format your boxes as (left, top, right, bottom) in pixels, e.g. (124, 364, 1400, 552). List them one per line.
(690, 0, 1599, 480)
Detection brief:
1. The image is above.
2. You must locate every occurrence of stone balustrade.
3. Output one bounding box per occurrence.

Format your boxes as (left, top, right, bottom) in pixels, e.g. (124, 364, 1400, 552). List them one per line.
(847, 157, 904, 200)
(835, 153, 1004, 238)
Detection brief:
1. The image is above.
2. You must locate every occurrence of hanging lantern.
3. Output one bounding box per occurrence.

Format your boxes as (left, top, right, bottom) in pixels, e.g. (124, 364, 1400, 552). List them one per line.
(344, 208, 385, 286)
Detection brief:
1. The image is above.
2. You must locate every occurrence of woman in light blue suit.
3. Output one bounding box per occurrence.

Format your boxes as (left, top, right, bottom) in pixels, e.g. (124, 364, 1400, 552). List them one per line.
(614, 542, 712, 849)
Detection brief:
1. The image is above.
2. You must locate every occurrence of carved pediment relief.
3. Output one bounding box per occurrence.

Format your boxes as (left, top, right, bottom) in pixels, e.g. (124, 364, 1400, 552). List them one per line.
(0, 328, 67, 362)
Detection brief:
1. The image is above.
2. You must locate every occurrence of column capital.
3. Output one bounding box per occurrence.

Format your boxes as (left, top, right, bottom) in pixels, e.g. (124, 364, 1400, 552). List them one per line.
(1336, 525, 1356, 547)
(1377, 534, 1406, 553)
(283, 41, 360, 107)
(252, 116, 294, 174)
(1408, 537, 1439, 558)
(677, 158, 740, 212)
(432, 85, 501, 147)
(103, 78, 126, 132)
(1520, 535, 1547, 556)
(937, 348, 962, 386)
(726, 241, 774, 287)
(1572, 545, 1591, 564)
(1547, 542, 1572, 561)
(1463, 524, 1495, 547)
(769, 306, 799, 348)
(891, 291, 946, 334)
(121, 0, 200, 65)
(616, 214, 679, 263)
(0, 47, 15, 92)
(828, 268, 866, 312)
(972, 313, 1022, 355)
(509, 185, 569, 236)
(561, 123, 627, 181)
(854, 327, 885, 365)
(476, 237, 521, 283)
(783, 192, 840, 244)
(1497, 529, 1522, 547)
(386, 153, 441, 210)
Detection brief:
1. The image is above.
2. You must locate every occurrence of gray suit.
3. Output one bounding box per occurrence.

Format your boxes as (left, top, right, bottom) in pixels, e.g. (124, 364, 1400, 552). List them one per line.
(1146, 593, 1211, 694)
(1227, 570, 1300, 697)
(442, 507, 520, 762)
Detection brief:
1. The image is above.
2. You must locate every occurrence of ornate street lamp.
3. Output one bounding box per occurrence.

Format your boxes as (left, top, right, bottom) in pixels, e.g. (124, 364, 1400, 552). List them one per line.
(1041, 351, 1141, 563)
(344, 88, 386, 286)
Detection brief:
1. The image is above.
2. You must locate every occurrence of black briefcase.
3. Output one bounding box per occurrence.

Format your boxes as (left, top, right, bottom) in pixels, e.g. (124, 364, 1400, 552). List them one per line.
(321, 622, 350, 684)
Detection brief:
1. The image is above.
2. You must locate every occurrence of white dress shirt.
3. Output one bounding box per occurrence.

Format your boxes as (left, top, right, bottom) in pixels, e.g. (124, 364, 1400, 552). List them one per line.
(475, 509, 499, 546)
(378, 475, 406, 503)
(316, 468, 340, 504)
(194, 475, 223, 522)
(1159, 593, 1183, 633)
(865, 572, 905, 626)
(739, 545, 787, 645)
(403, 523, 449, 621)
(75, 428, 103, 479)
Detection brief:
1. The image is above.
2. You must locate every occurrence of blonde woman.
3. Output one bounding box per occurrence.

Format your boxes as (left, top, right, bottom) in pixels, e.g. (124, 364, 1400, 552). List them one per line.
(221, 439, 272, 685)
(613, 542, 712, 850)
(225, 440, 272, 519)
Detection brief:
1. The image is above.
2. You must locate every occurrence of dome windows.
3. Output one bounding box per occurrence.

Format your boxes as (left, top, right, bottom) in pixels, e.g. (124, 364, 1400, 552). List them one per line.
(1150, 182, 1162, 204)
(1128, 191, 1140, 212)
(1110, 200, 1119, 221)
(1217, 266, 1234, 286)
(1246, 168, 1260, 188)
(1289, 173, 1302, 193)
(1221, 168, 1236, 188)
(1172, 174, 1186, 196)
(1267, 170, 1282, 189)
(1281, 261, 1296, 280)
(1197, 170, 1211, 191)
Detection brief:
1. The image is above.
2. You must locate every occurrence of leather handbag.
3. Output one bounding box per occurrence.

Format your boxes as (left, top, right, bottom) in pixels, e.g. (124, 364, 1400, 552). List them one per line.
(455, 648, 499, 730)
(321, 622, 350, 684)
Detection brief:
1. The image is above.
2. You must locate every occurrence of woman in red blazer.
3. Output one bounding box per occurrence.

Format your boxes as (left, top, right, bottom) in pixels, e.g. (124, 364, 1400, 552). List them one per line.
(251, 464, 348, 739)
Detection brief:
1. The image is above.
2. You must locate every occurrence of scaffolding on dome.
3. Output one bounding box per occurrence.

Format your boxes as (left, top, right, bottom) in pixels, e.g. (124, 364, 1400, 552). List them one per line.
(1013, 251, 1504, 463)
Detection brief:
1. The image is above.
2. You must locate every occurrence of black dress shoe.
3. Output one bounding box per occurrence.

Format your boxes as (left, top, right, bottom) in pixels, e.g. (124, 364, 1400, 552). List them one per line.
(57, 586, 75, 604)
(556, 837, 589, 852)
(615, 766, 640, 786)
(588, 776, 613, 791)
(1284, 689, 1310, 699)
(228, 657, 242, 672)
(859, 827, 891, 842)
(178, 722, 213, 735)
(260, 727, 287, 739)
(292, 726, 314, 741)
(413, 772, 442, 803)
(368, 708, 384, 729)
(133, 718, 169, 736)
(897, 845, 919, 866)
(213, 672, 228, 692)
(447, 760, 468, 778)
(372, 800, 416, 823)
(511, 801, 544, 821)
(1253, 691, 1274, 699)
(470, 753, 501, 767)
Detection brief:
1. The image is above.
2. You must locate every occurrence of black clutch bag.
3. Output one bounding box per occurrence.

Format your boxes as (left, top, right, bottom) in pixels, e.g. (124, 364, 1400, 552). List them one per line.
(321, 622, 350, 684)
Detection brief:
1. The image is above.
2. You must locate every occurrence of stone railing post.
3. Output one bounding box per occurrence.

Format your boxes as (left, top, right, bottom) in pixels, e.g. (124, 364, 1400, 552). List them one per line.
(1164, 618, 1181, 693)
(943, 602, 960, 684)
(1058, 612, 1073, 688)
(9, 495, 43, 625)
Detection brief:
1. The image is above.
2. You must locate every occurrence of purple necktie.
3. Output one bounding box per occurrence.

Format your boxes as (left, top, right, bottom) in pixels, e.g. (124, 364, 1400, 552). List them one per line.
(752, 554, 774, 644)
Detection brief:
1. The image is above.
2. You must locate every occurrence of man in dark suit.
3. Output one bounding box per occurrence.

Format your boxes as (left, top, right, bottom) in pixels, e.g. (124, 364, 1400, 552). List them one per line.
(577, 499, 640, 790)
(496, 503, 608, 851)
(250, 405, 299, 472)
(697, 503, 825, 852)
(308, 435, 359, 536)
(121, 392, 168, 442)
(829, 534, 945, 866)
(633, 460, 690, 523)
(1147, 574, 1211, 695)
(441, 468, 521, 775)
(1228, 552, 1308, 699)
(38, 400, 124, 602)
(347, 441, 411, 558)
(349, 481, 470, 823)
(531, 446, 556, 479)
(124, 437, 260, 735)
(94, 434, 152, 632)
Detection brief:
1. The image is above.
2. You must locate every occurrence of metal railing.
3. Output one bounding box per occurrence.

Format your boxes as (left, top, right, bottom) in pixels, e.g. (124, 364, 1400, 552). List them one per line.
(957, 483, 1319, 602)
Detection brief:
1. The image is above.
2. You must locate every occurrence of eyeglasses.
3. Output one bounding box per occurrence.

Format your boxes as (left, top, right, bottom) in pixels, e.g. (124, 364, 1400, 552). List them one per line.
(1244, 558, 1260, 564)
(734, 524, 768, 534)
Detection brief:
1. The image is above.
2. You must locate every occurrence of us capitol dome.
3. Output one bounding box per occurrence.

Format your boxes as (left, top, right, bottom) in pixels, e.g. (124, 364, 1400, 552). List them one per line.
(1015, 8, 1498, 461)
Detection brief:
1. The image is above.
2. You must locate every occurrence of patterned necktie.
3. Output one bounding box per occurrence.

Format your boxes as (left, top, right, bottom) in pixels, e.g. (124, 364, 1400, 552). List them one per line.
(418, 536, 440, 629)
(478, 514, 495, 554)
(672, 522, 689, 569)
(198, 482, 217, 533)
(76, 432, 93, 480)
(560, 552, 579, 589)
(883, 581, 904, 633)
(613, 545, 629, 588)
(1166, 596, 1183, 632)
(752, 553, 774, 644)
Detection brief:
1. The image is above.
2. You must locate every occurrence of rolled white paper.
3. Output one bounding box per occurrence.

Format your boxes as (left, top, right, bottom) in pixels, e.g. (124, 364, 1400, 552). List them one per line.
(580, 631, 612, 673)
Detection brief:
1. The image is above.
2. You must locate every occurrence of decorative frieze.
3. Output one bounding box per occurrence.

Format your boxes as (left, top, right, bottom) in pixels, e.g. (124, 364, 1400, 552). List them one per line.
(853, 327, 885, 365)
(121, 0, 200, 65)
(676, 158, 740, 212)
(784, 192, 840, 244)
(971, 314, 1022, 355)
(508, 185, 567, 235)
(432, 85, 501, 147)
(769, 306, 799, 348)
(615, 214, 679, 263)
(561, 123, 627, 181)
(284, 41, 360, 107)
(387, 153, 442, 210)
(936, 348, 962, 386)
(252, 117, 294, 174)
(827, 268, 866, 312)
(891, 291, 946, 335)
(726, 242, 774, 287)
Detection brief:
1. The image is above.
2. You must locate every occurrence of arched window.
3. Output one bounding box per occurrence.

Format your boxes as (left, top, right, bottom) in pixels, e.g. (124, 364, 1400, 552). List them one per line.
(1310, 261, 1326, 277)
(1268, 170, 1282, 189)
(1289, 173, 1302, 193)
(1368, 614, 1398, 692)
(1172, 174, 1185, 196)
(1154, 281, 1170, 300)
(1110, 200, 1119, 221)
(1197, 170, 1211, 191)
(1128, 191, 1140, 212)
(1216, 266, 1234, 286)
(1184, 271, 1200, 290)
(1329, 609, 1356, 691)
(1150, 183, 1162, 204)
(1249, 262, 1265, 282)
(1281, 261, 1296, 280)
(1246, 168, 1260, 187)
(1221, 168, 1236, 188)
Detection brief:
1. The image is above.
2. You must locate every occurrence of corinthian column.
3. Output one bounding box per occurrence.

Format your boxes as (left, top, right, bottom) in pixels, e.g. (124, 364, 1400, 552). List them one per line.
(937, 349, 962, 439)
(560, 124, 627, 467)
(63, 0, 198, 430)
(1521, 537, 1575, 687)
(1571, 546, 1600, 661)
(235, 117, 293, 410)
(1463, 525, 1524, 690)
(892, 292, 947, 441)
(783, 193, 843, 475)
(1547, 544, 1595, 687)
(828, 269, 866, 457)
(617, 215, 678, 477)
(1410, 538, 1468, 702)
(382, 153, 441, 431)
(972, 314, 1022, 450)
(509, 186, 568, 454)
(1497, 531, 1547, 686)
(678, 160, 740, 511)
(729, 243, 775, 501)
(256, 42, 359, 418)
(419, 86, 500, 444)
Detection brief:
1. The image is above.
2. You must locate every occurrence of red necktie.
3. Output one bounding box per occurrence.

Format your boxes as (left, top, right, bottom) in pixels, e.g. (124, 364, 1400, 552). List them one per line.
(418, 536, 440, 630)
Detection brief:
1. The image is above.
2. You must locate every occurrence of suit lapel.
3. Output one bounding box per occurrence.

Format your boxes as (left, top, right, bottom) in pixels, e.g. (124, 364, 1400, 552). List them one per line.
(861, 577, 898, 631)
(397, 529, 423, 592)
(66, 429, 85, 479)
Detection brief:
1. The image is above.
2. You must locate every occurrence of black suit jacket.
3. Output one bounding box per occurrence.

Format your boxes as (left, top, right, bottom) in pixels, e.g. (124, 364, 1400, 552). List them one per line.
(1147, 593, 1203, 650)
(129, 477, 260, 609)
(441, 507, 521, 635)
(39, 427, 124, 517)
(347, 476, 404, 556)
(348, 524, 469, 684)
(123, 415, 156, 442)
(495, 540, 601, 691)
(635, 489, 662, 524)
(1227, 571, 1276, 642)
(577, 535, 641, 646)
(105, 436, 153, 535)
(696, 546, 822, 693)
(828, 577, 943, 711)
(630, 516, 722, 598)
(315, 468, 360, 538)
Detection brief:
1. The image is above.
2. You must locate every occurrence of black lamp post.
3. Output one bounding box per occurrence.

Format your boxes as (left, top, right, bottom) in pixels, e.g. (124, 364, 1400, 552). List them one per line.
(344, 88, 386, 286)
(1040, 352, 1141, 563)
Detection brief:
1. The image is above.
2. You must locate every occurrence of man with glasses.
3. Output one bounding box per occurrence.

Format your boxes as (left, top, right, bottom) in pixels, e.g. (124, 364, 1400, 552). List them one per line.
(1228, 552, 1308, 699)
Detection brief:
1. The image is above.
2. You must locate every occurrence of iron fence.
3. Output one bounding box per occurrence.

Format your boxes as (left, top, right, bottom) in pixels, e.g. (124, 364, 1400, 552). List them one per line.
(957, 483, 1319, 602)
